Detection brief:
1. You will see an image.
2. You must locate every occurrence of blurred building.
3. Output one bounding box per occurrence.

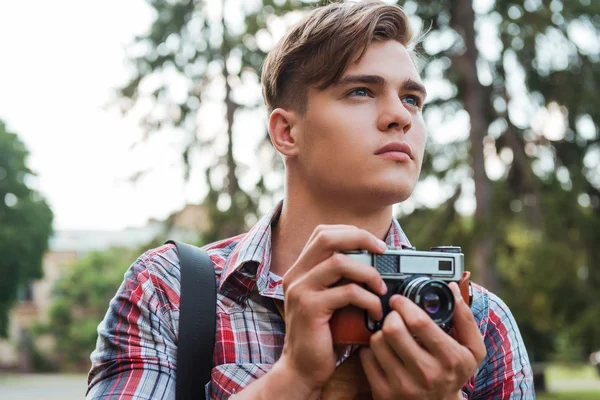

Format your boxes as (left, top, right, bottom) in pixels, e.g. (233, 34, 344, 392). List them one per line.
(0, 203, 208, 371)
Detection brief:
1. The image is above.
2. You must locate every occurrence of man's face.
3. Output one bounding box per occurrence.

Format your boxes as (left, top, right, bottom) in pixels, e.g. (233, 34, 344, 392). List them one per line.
(292, 40, 427, 208)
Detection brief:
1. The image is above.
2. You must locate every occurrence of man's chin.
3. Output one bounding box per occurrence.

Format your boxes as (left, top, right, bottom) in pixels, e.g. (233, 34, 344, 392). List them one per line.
(372, 179, 415, 199)
(323, 180, 415, 207)
(357, 187, 414, 208)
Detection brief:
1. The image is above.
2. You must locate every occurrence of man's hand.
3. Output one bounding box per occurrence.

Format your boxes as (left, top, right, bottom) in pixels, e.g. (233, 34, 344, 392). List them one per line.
(359, 282, 486, 400)
(275, 225, 388, 395)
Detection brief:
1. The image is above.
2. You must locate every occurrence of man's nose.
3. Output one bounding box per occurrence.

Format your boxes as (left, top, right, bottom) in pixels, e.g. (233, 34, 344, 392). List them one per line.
(376, 95, 412, 134)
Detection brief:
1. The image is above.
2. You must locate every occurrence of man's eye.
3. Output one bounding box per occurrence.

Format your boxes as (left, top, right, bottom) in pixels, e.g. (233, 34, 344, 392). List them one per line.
(404, 95, 422, 107)
(348, 88, 370, 97)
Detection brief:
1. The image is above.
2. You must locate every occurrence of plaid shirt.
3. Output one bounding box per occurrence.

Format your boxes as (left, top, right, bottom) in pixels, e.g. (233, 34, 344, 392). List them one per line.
(87, 202, 535, 399)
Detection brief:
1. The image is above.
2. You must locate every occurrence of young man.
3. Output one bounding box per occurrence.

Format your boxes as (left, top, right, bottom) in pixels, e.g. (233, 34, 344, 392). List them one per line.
(87, 1, 534, 399)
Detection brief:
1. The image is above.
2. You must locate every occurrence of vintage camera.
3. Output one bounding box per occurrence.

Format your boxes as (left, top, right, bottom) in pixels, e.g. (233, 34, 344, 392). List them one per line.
(330, 246, 471, 345)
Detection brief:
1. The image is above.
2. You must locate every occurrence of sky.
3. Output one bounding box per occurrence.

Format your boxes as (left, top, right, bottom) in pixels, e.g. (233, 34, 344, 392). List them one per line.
(0, 0, 196, 231)
(2, 1, 593, 231)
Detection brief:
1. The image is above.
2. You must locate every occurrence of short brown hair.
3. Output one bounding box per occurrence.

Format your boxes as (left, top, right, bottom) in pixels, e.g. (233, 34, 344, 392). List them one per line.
(261, 0, 415, 114)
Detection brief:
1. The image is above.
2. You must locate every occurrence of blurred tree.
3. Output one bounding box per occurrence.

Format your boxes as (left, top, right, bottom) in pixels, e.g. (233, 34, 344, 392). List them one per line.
(117, 0, 317, 243)
(42, 247, 140, 370)
(399, 0, 599, 286)
(0, 120, 53, 336)
(397, 0, 600, 361)
(41, 202, 206, 370)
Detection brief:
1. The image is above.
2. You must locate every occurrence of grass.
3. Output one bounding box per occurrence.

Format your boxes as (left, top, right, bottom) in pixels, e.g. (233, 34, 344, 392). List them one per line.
(538, 393, 600, 400)
(544, 364, 598, 381)
(536, 363, 600, 399)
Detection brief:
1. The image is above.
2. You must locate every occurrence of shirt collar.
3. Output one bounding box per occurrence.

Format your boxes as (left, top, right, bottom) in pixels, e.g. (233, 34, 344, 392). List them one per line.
(218, 201, 281, 290)
(218, 200, 412, 291)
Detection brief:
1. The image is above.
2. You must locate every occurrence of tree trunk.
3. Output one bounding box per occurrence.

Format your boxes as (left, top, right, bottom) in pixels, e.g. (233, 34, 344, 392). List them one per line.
(221, 0, 243, 238)
(451, 0, 498, 293)
(18, 329, 34, 373)
(495, 63, 544, 227)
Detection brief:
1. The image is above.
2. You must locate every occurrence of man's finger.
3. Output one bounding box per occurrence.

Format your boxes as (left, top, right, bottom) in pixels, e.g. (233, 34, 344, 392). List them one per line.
(305, 224, 358, 243)
(305, 253, 386, 296)
(317, 283, 383, 321)
(285, 227, 386, 284)
(389, 295, 464, 364)
(359, 347, 391, 399)
(305, 226, 386, 262)
(389, 295, 448, 343)
(378, 309, 435, 381)
(369, 331, 407, 384)
(448, 282, 486, 362)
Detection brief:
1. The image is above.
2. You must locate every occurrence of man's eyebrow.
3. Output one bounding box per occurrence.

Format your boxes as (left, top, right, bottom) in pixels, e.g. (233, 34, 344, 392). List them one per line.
(402, 78, 428, 99)
(335, 74, 386, 87)
(336, 75, 427, 99)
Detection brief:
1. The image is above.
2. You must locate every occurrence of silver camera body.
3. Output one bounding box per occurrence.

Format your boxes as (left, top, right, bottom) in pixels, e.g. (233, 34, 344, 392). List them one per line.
(346, 246, 464, 280)
(344, 246, 464, 332)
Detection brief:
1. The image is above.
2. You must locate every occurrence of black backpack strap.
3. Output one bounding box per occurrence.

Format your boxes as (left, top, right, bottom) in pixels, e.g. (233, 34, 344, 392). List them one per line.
(166, 240, 216, 400)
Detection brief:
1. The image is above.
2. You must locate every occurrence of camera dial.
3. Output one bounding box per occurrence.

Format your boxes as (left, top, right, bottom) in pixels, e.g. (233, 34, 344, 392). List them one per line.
(429, 246, 462, 253)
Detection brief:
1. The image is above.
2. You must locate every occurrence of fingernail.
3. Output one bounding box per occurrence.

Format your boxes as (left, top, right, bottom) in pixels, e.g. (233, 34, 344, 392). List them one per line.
(380, 281, 388, 295)
(449, 282, 461, 298)
(390, 294, 401, 304)
(378, 240, 387, 250)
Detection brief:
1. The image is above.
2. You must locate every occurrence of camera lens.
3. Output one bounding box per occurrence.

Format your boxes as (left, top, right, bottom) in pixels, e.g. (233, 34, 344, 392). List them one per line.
(423, 292, 440, 314)
(398, 276, 455, 326)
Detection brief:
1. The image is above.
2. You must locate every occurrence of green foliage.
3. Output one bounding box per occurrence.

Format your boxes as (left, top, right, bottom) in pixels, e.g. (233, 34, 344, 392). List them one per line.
(497, 180, 600, 361)
(43, 247, 139, 370)
(392, 0, 600, 361)
(0, 120, 53, 336)
(537, 394, 600, 400)
(401, 179, 600, 361)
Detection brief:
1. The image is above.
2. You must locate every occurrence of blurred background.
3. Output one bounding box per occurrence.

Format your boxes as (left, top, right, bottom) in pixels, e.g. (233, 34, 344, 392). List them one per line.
(0, 0, 598, 399)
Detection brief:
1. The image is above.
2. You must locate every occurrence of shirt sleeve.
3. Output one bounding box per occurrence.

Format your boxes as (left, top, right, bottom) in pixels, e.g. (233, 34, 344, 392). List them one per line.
(471, 291, 535, 399)
(86, 245, 181, 400)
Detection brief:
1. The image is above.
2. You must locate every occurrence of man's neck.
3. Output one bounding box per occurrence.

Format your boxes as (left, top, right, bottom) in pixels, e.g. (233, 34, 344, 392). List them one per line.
(270, 194, 394, 277)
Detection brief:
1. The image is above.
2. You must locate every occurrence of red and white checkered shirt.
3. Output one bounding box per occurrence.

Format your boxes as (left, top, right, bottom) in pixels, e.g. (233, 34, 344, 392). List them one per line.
(87, 202, 534, 399)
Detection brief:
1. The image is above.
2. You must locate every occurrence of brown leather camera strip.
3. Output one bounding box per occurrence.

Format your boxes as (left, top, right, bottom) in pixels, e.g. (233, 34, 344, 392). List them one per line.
(459, 271, 473, 306)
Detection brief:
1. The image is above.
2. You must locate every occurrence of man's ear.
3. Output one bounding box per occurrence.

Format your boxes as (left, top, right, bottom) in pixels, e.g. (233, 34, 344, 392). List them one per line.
(268, 108, 300, 157)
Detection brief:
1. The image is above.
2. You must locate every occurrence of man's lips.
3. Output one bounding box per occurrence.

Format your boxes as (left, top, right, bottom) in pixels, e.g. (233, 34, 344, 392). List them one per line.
(374, 141, 414, 161)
